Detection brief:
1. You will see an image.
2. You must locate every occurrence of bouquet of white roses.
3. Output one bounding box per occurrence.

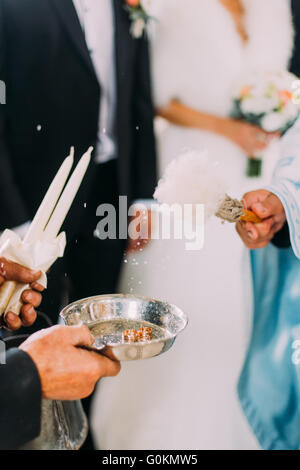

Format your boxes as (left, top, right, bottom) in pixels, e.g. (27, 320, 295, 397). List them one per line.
(231, 71, 300, 177)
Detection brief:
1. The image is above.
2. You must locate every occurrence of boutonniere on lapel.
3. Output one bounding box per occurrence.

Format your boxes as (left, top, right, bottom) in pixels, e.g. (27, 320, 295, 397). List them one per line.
(125, 0, 155, 39)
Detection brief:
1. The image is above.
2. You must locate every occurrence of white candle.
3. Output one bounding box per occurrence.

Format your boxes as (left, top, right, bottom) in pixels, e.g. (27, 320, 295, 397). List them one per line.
(43, 147, 93, 241)
(24, 148, 74, 243)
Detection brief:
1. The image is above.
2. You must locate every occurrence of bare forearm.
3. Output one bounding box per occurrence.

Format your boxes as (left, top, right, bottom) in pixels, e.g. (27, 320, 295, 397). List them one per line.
(157, 99, 231, 136)
(157, 99, 278, 155)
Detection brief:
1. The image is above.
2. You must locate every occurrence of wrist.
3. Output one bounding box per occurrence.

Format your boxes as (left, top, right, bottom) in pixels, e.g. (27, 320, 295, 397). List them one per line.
(19, 344, 44, 389)
(212, 116, 236, 139)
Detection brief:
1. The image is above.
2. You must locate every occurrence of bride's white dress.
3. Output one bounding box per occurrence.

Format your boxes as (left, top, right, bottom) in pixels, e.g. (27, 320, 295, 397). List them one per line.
(91, 0, 293, 450)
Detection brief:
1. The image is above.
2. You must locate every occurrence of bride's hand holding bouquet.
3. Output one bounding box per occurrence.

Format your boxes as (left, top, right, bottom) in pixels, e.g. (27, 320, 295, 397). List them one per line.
(157, 70, 300, 178)
(156, 99, 278, 160)
(231, 71, 300, 177)
(220, 118, 279, 157)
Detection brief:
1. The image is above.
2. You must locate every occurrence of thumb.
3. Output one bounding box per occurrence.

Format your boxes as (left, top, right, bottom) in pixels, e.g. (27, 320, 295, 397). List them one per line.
(252, 194, 283, 220)
(66, 325, 95, 347)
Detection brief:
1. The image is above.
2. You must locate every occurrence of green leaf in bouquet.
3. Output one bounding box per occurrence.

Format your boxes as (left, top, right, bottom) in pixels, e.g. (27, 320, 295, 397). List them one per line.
(230, 99, 244, 120)
(265, 82, 277, 99)
(125, 5, 147, 21)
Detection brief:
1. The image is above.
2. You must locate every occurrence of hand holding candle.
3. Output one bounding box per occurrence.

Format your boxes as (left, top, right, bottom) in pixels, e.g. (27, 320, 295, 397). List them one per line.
(0, 147, 92, 319)
(0, 258, 44, 330)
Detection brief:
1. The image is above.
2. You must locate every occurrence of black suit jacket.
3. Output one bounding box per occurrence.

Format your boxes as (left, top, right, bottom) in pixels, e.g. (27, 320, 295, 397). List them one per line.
(290, 0, 300, 76)
(0, 345, 41, 450)
(0, 0, 157, 233)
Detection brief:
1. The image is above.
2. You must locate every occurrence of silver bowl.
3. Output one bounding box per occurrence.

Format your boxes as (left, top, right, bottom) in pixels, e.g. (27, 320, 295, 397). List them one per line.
(60, 294, 188, 361)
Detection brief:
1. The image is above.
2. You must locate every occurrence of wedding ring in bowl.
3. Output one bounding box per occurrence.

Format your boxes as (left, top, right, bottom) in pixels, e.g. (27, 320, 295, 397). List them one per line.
(60, 294, 188, 362)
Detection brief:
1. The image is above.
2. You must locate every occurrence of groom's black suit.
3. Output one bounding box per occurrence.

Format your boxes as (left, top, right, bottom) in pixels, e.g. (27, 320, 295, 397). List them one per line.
(0, 0, 157, 316)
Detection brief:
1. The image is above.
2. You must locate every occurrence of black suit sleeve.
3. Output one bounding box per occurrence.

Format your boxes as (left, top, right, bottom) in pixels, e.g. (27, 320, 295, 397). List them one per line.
(0, 1, 29, 229)
(272, 222, 291, 249)
(0, 348, 41, 450)
(132, 34, 157, 200)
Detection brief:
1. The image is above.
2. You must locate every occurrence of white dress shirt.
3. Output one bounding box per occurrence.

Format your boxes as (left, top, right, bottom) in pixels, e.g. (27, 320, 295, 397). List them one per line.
(73, 0, 117, 164)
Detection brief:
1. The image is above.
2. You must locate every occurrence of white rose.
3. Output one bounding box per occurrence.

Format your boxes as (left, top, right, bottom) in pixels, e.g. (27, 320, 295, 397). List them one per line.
(292, 80, 300, 105)
(130, 18, 145, 38)
(273, 71, 296, 90)
(261, 112, 288, 132)
(279, 101, 300, 128)
(241, 95, 278, 115)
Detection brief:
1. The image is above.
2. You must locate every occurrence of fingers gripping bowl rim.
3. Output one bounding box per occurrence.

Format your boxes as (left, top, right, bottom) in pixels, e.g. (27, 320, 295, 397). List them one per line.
(60, 294, 188, 362)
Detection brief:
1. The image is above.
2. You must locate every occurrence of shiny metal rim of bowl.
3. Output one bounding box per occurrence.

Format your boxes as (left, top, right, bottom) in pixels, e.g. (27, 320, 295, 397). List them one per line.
(60, 293, 188, 346)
